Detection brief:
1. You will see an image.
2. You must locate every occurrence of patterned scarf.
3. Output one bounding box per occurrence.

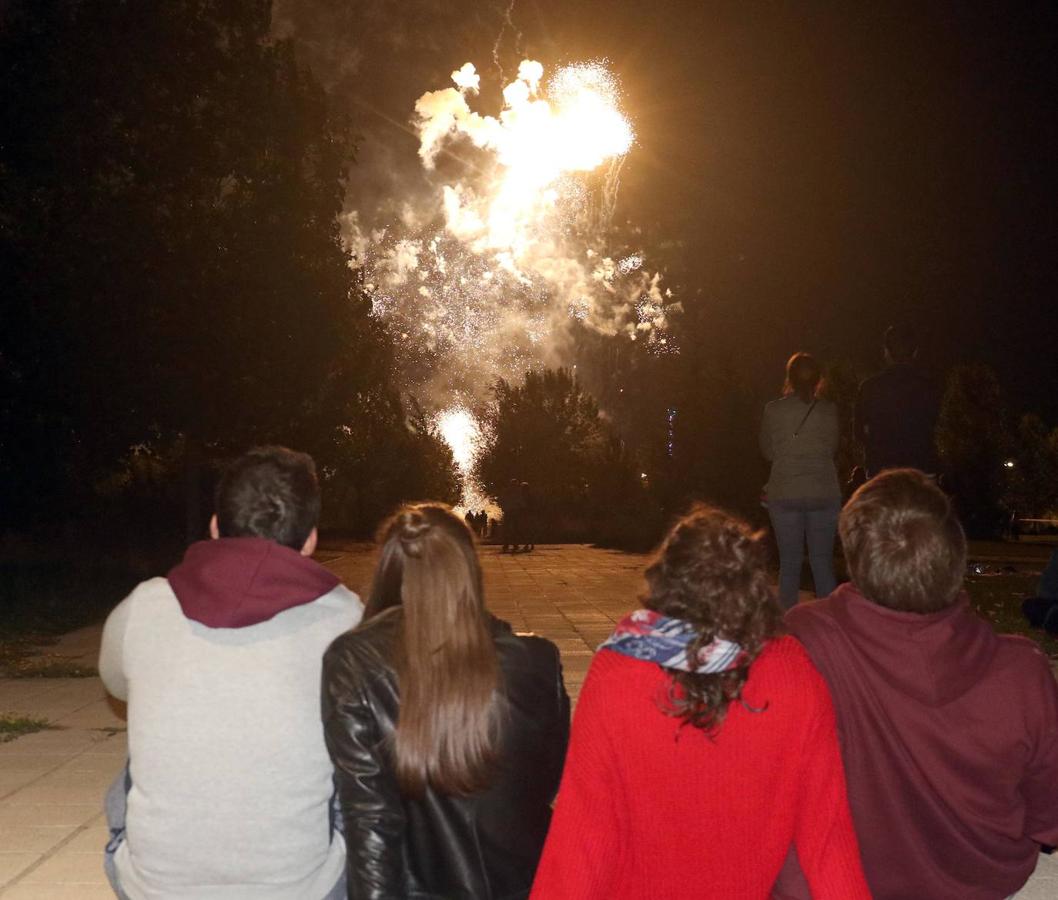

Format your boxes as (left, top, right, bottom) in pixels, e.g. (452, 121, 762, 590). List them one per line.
(599, 608, 745, 674)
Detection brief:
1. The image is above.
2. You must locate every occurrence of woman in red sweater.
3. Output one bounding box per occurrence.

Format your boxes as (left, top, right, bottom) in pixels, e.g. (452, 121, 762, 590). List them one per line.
(530, 505, 869, 900)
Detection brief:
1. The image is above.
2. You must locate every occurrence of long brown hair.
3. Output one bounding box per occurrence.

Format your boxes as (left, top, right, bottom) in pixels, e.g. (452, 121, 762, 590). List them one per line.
(644, 504, 781, 734)
(366, 502, 501, 797)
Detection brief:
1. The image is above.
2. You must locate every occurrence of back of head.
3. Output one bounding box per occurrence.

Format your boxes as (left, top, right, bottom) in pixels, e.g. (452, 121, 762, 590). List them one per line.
(783, 352, 822, 403)
(884, 323, 918, 363)
(644, 504, 782, 733)
(840, 469, 966, 613)
(369, 502, 499, 797)
(215, 446, 320, 551)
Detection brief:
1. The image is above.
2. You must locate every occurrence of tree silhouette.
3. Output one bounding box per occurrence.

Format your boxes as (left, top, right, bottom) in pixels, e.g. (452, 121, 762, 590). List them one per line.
(0, 0, 410, 536)
(477, 368, 623, 536)
(935, 363, 1010, 537)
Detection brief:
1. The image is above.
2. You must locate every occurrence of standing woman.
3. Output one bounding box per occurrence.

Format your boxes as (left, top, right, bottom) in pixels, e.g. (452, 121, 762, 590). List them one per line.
(322, 503, 569, 900)
(530, 506, 868, 900)
(760, 352, 842, 608)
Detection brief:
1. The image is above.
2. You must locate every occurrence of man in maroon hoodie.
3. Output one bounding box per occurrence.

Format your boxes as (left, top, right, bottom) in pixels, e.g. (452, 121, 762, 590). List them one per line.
(775, 469, 1058, 900)
(99, 446, 362, 899)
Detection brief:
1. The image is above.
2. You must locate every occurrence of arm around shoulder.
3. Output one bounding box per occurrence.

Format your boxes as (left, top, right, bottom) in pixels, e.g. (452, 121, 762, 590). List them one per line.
(793, 670, 870, 899)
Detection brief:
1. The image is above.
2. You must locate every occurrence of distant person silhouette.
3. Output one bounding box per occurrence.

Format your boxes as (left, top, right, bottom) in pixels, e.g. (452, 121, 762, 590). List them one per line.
(854, 323, 939, 478)
(520, 482, 535, 552)
(500, 479, 525, 553)
(1021, 549, 1058, 634)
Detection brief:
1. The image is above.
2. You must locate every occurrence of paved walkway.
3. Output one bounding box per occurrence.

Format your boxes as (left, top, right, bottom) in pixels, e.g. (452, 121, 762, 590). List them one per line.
(2, 543, 1057, 896)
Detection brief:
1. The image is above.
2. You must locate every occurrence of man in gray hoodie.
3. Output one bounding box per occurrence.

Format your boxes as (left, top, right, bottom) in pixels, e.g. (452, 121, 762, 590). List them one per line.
(99, 446, 362, 899)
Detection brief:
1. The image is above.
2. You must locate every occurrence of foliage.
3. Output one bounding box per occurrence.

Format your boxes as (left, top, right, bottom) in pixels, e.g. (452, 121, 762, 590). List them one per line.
(476, 368, 650, 542)
(317, 393, 461, 535)
(1003, 414, 1058, 520)
(0, 714, 56, 743)
(0, 561, 139, 637)
(0, 0, 389, 533)
(935, 364, 1011, 537)
(964, 571, 1058, 660)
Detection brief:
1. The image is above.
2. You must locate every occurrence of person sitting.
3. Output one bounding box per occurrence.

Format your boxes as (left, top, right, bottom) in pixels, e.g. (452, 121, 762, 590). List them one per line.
(99, 446, 362, 899)
(530, 504, 869, 899)
(777, 469, 1058, 899)
(1022, 548, 1058, 633)
(322, 502, 569, 899)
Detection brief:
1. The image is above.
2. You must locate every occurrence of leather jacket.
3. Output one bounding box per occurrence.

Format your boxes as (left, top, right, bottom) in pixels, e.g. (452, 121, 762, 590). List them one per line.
(322, 608, 570, 900)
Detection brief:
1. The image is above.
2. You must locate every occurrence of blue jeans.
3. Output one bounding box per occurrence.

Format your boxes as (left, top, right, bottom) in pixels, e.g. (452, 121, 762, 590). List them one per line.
(768, 497, 841, 609)
(104, 764, 346, 899)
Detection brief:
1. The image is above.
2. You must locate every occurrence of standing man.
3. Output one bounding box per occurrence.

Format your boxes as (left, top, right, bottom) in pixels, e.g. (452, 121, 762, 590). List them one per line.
(99, 446, 362, 899)
(854, 323, 940, 477)
(776, 470, 1058, 899)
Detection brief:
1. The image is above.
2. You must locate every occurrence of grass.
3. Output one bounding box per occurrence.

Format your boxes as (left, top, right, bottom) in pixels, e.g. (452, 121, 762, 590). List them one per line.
(964, 571, 1058, 658)
(0, 712, 56, 743)
(0, 561, 136, 637)
(0, 561, 135, 678)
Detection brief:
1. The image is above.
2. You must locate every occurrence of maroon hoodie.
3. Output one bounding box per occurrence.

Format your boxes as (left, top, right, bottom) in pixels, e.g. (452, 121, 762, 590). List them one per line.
(168, 537, 340, 628)
(777, 583, 1058, 900)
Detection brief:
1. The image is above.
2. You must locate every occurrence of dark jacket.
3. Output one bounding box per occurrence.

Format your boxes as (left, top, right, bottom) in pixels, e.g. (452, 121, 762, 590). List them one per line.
(854, 362, 939, 476)
(322, 609, 570, 900)
(777, 583, 1058, 900)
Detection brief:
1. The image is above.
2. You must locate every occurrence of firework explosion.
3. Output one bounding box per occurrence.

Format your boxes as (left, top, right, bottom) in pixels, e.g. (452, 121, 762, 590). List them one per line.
(345, 59, 679, 506)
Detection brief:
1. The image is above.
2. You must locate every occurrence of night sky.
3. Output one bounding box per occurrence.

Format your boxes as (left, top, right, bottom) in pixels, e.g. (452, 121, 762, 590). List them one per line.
(277, 0, 1058, 418)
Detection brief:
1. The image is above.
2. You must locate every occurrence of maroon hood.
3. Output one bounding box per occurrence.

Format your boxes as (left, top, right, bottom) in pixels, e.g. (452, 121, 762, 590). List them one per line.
(168, 537, 340, 628)
(790, 581, 996, 706)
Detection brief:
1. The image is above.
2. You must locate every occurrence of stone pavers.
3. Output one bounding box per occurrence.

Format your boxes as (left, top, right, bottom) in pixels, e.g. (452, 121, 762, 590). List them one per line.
(322, 542, 652, 704)
(2, 542, 1058, 896)
(0, 676, 126, 898)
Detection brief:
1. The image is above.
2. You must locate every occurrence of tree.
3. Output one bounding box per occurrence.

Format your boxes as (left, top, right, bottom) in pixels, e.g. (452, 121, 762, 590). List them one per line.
(935, 364, 1011, 537)
(1003, 414, 1058, 521)
(0, 0, 391, 536)
(477, 368, 625, 538)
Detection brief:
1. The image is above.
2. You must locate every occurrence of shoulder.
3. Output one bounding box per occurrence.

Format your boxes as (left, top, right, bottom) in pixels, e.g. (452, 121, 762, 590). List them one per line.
(578, 648, 666, 703)
(752, 635, 825, 686)
(315, 583, 364, 630)
(495, 626, 563, 684)
(763, 396, 790, 413)
(746, 636, 834, 718)
(993, 634, 1058, 687)
(324, 607, 398, 672)
(786, 595, 842, 641)
(110, 576, 180, 624)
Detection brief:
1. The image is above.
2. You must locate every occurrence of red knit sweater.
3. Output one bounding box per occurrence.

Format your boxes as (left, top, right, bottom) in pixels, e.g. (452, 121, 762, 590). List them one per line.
(530, 636, 869, 900)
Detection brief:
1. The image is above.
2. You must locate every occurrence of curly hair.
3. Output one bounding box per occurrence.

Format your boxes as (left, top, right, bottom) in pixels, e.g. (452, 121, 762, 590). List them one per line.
(643, 504, 782, 735)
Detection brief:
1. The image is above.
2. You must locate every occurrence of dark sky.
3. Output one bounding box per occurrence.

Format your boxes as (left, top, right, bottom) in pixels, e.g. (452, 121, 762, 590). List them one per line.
(280, 0, 1058, 418)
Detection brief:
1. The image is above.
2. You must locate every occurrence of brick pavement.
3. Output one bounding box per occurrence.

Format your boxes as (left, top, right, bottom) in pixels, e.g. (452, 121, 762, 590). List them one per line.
(2, 542, 1057, 896)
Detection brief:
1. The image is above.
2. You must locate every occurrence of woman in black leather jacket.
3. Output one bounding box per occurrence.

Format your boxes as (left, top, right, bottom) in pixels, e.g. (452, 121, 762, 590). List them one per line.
(322, 502, 570, 900)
